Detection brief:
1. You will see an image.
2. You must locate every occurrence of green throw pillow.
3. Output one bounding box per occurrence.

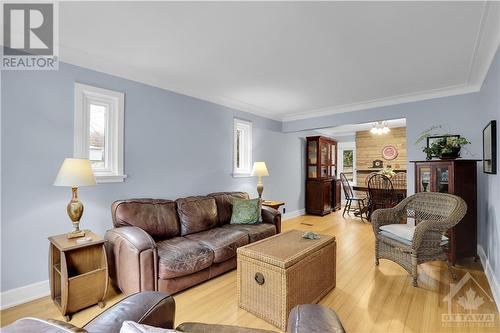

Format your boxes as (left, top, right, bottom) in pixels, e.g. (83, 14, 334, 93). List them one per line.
(230, 198, 261, 224)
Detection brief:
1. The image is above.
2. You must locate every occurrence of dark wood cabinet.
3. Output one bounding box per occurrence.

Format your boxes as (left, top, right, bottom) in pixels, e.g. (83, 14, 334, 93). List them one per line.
(306, 136, 338, 215)
(331, 179, 341, 211)
(413, 160, 479, 264)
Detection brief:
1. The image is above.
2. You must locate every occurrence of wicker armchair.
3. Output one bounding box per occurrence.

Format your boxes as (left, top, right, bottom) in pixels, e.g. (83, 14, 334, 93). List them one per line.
(372, 192, 467, 287)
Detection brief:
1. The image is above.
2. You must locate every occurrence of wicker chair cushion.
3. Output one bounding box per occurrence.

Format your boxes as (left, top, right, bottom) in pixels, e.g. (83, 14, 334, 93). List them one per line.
(379, 224, 448, 246)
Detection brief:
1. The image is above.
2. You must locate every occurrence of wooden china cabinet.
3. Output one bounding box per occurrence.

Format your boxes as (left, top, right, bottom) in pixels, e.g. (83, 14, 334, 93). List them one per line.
(306, 136, 341, 215)
(413, 159, 479, 264)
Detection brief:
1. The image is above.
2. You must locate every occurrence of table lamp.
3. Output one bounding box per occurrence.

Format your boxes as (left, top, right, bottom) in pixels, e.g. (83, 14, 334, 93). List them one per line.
(251, 161, 269, 199)
(54, 158, 96, 238)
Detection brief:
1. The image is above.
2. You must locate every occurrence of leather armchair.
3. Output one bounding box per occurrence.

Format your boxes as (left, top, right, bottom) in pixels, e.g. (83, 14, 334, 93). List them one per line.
(2, 292, 175, 333)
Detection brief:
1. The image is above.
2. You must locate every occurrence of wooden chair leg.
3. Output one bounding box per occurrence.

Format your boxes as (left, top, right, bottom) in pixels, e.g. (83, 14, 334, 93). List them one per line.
(357, 200, 365, 222)
(342, 199, 349, 217)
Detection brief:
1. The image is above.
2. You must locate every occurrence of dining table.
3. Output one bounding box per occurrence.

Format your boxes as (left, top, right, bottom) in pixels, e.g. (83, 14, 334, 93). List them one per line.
(352, 185, 408, 195)
(352, 184, 408, 220)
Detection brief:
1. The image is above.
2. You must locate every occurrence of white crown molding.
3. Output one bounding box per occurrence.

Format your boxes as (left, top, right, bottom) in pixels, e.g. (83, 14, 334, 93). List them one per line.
(282, 84, 480, 122)
(468, 1, 500, 89)
(0, 280, 50, 310)
(59, 44, 283, 122)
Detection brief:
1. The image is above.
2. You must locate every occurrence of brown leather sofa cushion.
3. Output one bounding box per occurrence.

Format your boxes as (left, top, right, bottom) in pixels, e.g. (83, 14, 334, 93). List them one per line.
(176, 197, 219, 236)
(157, 237, 214, 279)
(208, 192, 249, 225)
(222, 223, 276, 243)
(112, 199, 180, 239)
(185, 228, 248, 263)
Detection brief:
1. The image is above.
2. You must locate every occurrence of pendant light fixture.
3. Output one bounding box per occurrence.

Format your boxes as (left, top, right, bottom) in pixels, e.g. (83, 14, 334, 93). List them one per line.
(370, 121, 390, 135)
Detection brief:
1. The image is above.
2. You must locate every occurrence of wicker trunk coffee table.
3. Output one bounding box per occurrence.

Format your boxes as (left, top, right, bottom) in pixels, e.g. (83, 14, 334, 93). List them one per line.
(237, 229, 336, 330)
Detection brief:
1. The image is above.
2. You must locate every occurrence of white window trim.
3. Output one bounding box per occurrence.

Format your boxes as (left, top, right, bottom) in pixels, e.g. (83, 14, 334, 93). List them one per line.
(74, 83, 126, 183)
(233, 118, 253, 177)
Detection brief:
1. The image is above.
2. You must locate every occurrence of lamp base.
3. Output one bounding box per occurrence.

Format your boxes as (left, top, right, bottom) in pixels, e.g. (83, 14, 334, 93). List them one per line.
(67, 230, 85, 239)
(257, 178, 264, 199)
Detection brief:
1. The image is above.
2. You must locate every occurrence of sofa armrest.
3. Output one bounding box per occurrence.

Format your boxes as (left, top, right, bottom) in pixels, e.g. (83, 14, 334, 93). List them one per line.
(287, 304, 346, 333)
(105, 227, 158, 295)
(2, 318, 86, 332)
(261, 206, 281, 233)
(84, 292, 175, 333)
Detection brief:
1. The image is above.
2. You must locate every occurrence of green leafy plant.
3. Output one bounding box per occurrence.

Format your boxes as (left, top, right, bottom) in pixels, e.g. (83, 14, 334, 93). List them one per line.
(423, 137, 470, 160)
(415, 126, 471, 160)
(379, 167, 396, 178)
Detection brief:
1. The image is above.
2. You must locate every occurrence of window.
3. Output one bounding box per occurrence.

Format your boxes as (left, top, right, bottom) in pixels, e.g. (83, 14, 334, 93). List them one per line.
(338, 142, 356, 184)
(74, 83, 126, 183)
(233, 118, 252, 176)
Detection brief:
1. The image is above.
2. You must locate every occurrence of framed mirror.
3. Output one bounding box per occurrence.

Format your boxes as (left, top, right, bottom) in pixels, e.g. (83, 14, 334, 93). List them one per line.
(483, 120, 497, 174)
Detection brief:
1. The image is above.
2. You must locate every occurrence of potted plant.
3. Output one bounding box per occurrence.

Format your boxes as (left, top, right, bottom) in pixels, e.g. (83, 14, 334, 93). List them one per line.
(415, 126, 471, 160)
(424, 136, 470, 160)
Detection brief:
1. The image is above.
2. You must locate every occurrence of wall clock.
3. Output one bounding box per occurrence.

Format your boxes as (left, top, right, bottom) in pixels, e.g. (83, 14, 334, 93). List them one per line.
(382, 145, 398, 160)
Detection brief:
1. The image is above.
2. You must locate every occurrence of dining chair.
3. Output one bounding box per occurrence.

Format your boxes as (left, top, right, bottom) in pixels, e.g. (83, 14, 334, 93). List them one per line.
(392, 172, 407, 188)
(391, 172, 407, 202)
(340, 173, 367, 221)
(364, 172, 379, 186)
(367, 174, 398, 220)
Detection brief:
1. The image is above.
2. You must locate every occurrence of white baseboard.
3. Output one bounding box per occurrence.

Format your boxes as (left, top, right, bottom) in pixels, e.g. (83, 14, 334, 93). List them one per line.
(477, 245, 500, 311)
(1, 280, 50, 310)
(282, 208, 305, 221)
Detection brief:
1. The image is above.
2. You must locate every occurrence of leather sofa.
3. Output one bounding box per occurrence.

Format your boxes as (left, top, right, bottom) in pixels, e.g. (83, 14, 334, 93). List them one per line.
(3, 292, 346, 333)
(105, 192, 281, 295)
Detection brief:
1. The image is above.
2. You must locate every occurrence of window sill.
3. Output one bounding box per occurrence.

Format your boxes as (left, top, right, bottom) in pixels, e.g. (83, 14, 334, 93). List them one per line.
(95, 174, 128, 183)
(233, 173, 252, 178)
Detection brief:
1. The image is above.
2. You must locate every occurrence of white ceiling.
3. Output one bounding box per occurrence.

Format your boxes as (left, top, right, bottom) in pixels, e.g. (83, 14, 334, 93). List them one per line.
(59, 1, 500, 122)
(316, 118, 406, 137)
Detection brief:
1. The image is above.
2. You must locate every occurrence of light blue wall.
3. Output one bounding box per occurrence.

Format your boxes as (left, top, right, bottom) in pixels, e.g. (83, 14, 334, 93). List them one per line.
(476, 46, 500, 297)
(0, 63, 308, 292)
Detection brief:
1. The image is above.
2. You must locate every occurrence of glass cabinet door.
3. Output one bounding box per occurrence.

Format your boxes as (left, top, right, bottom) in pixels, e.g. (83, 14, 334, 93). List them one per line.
(435, 166, 450, 193)
(330, 143, 336, 177)
(320, 142, 328, 163)
(307, 140, 318, 178)
(419, 166, 431, 192)
(308, 141, 317, 164)
(320, 141, 329, 178)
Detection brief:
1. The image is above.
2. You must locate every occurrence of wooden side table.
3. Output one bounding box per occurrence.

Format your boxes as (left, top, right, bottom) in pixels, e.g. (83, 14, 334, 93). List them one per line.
(262, 200, 285, 211)
(48, 230, 108, 321)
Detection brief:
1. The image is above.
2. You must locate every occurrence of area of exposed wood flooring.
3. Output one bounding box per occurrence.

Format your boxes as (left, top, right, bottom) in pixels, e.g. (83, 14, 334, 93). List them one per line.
(1, 212, 499, 332)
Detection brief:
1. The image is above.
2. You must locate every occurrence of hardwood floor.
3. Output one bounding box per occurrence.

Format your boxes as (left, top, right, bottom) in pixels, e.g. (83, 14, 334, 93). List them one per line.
(1, 212, 499, 332)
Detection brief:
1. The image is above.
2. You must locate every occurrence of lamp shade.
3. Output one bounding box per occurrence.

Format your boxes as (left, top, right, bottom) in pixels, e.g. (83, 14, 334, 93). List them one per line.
(54, 158, 97, 187)
(251, 162, 269, 177)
